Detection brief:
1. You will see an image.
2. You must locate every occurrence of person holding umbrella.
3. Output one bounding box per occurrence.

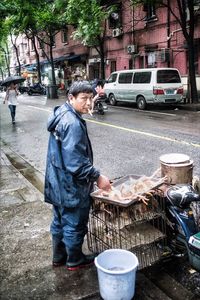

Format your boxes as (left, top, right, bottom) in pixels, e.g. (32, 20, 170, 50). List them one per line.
(3, 82, 19, 124)
(1, 75, 25, 124)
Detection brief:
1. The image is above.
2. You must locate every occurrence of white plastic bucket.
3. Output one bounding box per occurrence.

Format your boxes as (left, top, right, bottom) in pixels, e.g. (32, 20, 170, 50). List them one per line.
(94, 249, 139, 300)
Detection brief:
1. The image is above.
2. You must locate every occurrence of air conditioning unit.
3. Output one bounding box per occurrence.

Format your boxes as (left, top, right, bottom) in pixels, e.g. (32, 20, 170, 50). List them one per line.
(127, 44, 137, 54)
(112, 28, 123, 37)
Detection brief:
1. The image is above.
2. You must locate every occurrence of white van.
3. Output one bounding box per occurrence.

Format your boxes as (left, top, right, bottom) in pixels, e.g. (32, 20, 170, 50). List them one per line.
(104, 68, 184, 110)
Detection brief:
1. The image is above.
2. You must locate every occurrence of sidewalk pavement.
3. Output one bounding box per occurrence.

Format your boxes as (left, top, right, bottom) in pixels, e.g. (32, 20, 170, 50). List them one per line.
(176, 102, 200, 111)
(1, 147, 160, 300)
(0, 149, 101, 300)
(1, 147, 198, 300)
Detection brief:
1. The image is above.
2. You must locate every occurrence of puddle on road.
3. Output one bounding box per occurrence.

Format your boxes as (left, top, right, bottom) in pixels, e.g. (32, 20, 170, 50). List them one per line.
(5, 152, 44, 194)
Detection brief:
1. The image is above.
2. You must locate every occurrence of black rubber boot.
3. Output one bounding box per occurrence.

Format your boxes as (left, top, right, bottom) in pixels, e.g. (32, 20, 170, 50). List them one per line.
(66, 247, 95, 271)
(52, 236, 67, 267)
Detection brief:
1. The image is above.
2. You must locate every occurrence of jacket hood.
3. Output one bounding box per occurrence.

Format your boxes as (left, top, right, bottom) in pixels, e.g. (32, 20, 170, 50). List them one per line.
(47, 104, 68, 132)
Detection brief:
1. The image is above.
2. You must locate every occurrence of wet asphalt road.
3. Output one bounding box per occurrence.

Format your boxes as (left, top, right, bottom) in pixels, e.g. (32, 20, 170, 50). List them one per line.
(0, 92, 199, 180)
(1, 92, 200, 299)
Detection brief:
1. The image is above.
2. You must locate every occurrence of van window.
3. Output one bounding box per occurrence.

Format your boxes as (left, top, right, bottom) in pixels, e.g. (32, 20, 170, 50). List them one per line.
(157, 70, 181, 83)
(133, 72, 151, 83)
(108, 73, 117, 83)
(118, 72, 133, 83)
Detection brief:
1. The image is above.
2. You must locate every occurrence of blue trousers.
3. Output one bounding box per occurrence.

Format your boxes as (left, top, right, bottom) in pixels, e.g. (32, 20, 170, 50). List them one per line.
(50, 205, 90, 263)
(8, 105, 16, 122)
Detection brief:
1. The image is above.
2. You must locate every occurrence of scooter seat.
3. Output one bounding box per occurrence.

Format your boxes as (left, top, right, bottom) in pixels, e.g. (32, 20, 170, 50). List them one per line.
(166, 184, 200, 208)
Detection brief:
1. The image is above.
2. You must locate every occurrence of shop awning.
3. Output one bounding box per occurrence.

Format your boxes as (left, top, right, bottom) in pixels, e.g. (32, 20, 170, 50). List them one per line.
(24, 54, 87, 68)
(55, 54, 86, 62)
(39, 55, 78, 65)
(23, 64, 37, 71)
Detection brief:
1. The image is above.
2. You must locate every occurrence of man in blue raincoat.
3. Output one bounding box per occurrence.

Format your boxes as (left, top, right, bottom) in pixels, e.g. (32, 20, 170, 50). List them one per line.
(44, 81, 111, 271)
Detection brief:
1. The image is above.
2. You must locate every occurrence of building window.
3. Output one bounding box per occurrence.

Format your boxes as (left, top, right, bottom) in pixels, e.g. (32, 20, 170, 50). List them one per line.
(110, 61, 116, 73)
(24, 43, 27, 51)
(38, 39, 44, 49)
(143, 4, 157, 22)
(52, 35, 56, 47)
(108, 4, 122, 29)
(31, 41, 34, 51)
(61, 29, 68, 43)
(17, 46, 20, 56)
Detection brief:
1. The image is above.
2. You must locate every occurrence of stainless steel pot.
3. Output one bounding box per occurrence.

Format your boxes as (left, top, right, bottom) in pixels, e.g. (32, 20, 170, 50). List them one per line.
(159, 153, 193, 184)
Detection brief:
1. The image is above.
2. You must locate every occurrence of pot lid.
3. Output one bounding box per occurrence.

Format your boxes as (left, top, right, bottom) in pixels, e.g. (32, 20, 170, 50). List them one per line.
(159, 153, 190, 164)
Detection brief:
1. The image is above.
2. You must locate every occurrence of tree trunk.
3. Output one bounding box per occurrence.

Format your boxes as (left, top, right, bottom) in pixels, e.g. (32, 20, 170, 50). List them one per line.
(0, 67, 4, 79)
(48, 35, 58, 99)
(2, 47, 10, 76)
(35, 51, 42, 84)
(50, 49, 56, 86)
(10, 36, 21, 75)
(32, 37, 42, 84)
(5, 43, 11, 76)
(15, 45, 21, 76)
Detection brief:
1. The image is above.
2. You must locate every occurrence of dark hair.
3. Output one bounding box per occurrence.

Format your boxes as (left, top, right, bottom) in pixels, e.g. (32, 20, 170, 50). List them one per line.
(68, 81, 93, 96)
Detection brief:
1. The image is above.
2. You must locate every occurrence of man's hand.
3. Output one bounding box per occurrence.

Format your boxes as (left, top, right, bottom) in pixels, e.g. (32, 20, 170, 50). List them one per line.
(97, 175, 111, 191)
(3, 100, 5, 104)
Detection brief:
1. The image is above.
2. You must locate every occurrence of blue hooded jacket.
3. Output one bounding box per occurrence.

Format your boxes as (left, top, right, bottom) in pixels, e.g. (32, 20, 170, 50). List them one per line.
(44, 102, 100, 208)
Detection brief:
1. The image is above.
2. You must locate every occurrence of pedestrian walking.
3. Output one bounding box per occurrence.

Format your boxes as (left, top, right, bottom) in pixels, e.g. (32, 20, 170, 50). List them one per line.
(3, 82, 19, 124)
(44, 81, 111, 271)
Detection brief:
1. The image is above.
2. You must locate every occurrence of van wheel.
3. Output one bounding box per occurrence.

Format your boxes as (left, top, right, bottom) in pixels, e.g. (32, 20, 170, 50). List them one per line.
(109, 94, 117, 106)
(137, 96, 146, 110)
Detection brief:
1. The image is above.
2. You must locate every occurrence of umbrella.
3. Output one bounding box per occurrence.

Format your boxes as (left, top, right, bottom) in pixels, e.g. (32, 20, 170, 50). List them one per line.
(1, 75, 26, 87)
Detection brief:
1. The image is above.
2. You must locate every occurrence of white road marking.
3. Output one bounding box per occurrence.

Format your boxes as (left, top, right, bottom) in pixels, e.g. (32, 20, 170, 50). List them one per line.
(85, 118, 200, 148)
(27, 105, 52, 112)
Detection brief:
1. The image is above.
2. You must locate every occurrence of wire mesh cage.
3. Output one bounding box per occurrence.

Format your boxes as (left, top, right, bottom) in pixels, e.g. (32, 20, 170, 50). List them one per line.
(87, 189, 167, 269)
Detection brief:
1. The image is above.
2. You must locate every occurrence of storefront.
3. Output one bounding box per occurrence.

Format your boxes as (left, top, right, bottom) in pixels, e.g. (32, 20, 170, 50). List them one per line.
(21, 64, 38, 85)
(88, 57, 101, 79)
(54, 54, 88, 89)
(20, 54, 88, 88)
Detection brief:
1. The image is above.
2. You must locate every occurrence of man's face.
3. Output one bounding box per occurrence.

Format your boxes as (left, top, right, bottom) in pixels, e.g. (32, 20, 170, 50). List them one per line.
(69, 92, 93, 114)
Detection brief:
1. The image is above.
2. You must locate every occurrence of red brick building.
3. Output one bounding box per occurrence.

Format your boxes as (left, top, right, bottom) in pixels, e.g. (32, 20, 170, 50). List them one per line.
(10, 0, 200, 92)
(103, 0, 200, 92)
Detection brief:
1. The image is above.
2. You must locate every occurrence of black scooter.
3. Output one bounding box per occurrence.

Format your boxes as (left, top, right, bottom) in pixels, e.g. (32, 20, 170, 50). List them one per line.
(93, 94, 108, 115)
(18, 86, 29, 94)
(163, 184, 200, 271)
(27, 83, 46, 95)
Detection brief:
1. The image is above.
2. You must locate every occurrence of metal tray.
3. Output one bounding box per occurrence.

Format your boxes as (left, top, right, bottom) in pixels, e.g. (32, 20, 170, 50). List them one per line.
(90, 174, 164, 207)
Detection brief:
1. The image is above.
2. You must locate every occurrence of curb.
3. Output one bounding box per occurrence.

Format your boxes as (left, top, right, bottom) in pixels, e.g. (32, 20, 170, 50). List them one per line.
(177, 104, 200, 111)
